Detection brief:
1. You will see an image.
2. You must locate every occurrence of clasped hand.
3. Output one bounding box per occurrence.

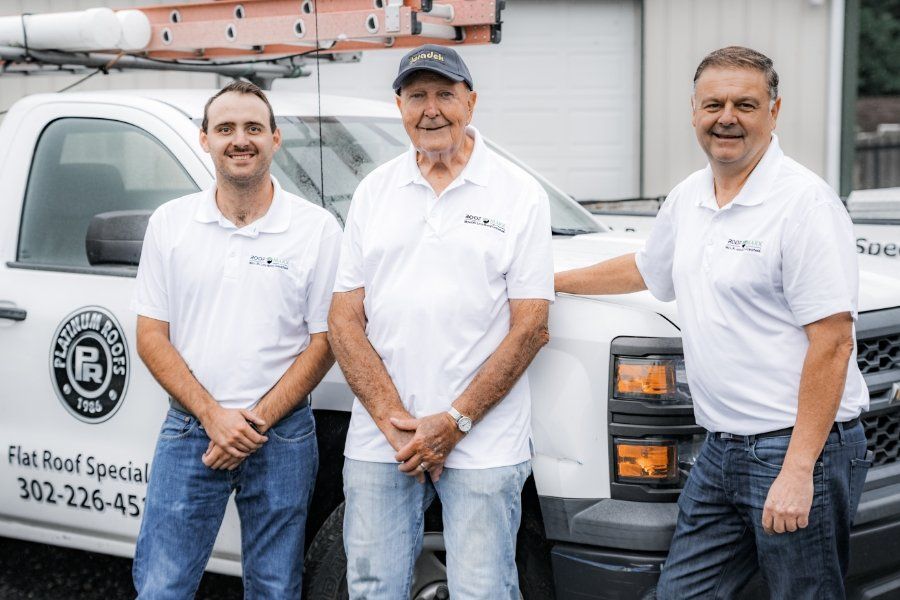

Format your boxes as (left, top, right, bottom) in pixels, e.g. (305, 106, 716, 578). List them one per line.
(390, 412, 464, 483)
(201, 406, 268, 471)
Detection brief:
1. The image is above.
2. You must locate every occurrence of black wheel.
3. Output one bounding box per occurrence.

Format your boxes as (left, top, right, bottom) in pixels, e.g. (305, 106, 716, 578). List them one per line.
(303, 502, 348, 600)
(516, 477, 556, 599)
(304, 489, 554, 600)
(303, 503, 456, 600)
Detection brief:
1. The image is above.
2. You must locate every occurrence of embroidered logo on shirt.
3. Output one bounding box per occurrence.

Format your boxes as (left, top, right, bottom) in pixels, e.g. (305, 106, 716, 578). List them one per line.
(724, 239, 763, 253)
(463, 214, 506, 233)
(249, 255, 289, 270)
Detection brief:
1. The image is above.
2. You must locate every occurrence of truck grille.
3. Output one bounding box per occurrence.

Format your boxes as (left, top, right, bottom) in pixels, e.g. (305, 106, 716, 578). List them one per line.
(857, 333, 900, 375)
(862, 408, 900, 467)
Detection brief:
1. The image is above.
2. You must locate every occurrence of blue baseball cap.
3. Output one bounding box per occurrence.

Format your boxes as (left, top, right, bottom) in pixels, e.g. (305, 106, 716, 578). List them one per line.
(392, 44, 474, 93)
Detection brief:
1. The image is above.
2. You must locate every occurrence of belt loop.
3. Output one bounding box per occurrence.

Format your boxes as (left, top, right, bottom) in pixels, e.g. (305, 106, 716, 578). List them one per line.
(836, 420, 846, 445)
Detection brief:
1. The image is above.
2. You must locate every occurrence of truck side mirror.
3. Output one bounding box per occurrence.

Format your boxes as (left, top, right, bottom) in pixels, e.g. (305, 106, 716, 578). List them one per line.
(85, 210, 151, 267)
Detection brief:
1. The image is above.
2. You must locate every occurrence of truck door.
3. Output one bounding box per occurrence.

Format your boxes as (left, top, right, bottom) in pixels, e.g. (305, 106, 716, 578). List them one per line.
(0, 100, 231, 559)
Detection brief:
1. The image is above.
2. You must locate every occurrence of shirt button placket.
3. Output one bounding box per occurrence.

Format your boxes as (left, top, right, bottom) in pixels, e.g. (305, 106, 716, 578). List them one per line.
(425, 190, 440, 238)
(225, 235, 241, 279)
(703, 216, 716, 273)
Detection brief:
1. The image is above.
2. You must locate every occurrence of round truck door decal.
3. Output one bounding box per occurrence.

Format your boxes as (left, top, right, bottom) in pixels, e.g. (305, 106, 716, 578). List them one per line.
(50, 306, 129, 423)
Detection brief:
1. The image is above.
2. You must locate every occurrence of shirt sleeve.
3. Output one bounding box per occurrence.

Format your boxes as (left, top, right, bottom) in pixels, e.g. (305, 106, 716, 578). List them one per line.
(782, 197, 858, 325)
(506, 183, 554, 301)
(130, 212, 170, 322)
(305, 218, 343, 334)
(333, 184, 367, 293)
(634, 193, 678, 302)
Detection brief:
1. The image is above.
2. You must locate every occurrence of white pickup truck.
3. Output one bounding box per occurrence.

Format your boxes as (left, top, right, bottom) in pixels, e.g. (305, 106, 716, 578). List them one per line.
(2, 90, 900, 599)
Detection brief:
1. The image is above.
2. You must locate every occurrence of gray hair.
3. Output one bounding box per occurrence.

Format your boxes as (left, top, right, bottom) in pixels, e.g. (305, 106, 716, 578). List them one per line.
(693, 46, 779, 102)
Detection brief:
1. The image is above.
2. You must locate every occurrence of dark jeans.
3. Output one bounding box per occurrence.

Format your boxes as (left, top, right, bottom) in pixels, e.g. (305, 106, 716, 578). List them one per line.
(133, 405, 318, 599)
(657, 421, 871, 600)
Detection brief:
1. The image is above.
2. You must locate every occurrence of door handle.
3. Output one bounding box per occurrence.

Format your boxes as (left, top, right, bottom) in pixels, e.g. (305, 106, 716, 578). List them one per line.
(0, 306, 27, 321)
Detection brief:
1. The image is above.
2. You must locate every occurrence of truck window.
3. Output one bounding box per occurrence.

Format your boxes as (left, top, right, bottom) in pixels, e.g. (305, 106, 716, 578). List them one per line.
(265, 116, 602, 234)
(17, 118, 198, 269)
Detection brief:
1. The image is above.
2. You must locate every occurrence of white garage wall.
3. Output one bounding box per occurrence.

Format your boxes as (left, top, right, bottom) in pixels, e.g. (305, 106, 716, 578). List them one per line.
(642, 0, 832, 198)
(280, 0, 642, 201)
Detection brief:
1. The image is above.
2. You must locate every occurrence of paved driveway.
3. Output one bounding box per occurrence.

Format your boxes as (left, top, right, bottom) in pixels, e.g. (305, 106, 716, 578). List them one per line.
(0, 537, 242, 599)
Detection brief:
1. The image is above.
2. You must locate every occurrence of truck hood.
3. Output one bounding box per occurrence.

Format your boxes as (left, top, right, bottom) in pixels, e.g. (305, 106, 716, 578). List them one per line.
(552, 233, 681, 326)
(553, 232, 900, 325)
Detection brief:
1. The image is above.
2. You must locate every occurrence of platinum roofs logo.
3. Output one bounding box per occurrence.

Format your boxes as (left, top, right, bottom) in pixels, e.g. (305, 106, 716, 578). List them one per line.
(50, 306, 129, 424)
(463, 214, 506, 233)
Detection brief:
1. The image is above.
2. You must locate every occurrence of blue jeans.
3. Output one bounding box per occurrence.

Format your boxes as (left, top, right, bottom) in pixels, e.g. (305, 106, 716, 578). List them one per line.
(133, 405, 318, 599)
(342, 458, 531, 600)
(657, 421, 871, 600)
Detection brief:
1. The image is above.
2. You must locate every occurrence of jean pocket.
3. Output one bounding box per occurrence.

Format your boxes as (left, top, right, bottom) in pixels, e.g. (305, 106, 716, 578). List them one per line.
(849, 451, 874, 520)
(269, 405, 315, 443)
(748, 437, 825, 474)
(748, 436, 791, 471)
(158, 409, 197, 440)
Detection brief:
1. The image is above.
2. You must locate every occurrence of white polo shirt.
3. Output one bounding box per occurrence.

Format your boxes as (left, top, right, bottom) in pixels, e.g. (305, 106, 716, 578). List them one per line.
(636, 136, 868, 435)
(132, 176, 342, 410)
(335, 126, 554, 469)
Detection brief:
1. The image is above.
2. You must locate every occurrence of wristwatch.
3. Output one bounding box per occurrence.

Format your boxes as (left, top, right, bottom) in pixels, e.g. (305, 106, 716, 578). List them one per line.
(447, 407, 473, 433)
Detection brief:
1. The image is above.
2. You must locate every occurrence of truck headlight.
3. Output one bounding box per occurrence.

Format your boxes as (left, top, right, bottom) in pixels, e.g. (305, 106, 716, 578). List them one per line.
(613, 356, 691, 404)
(614, 434, 706, 485)
(614, 438, 678, 483)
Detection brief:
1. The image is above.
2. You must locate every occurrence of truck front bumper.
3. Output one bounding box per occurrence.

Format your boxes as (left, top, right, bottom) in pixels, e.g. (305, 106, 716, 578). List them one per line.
(545, 477, 900, 599)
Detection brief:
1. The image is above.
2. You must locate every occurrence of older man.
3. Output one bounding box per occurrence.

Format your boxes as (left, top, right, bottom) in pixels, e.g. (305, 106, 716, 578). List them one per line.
(328, 44, 554, 599)
(131, 81, 341, 597)
(556, 47, 871, 598)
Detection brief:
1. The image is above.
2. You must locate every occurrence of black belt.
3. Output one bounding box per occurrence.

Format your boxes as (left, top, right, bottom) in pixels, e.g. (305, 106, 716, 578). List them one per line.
(168, 395, 309, 417)
(714, 417, 861, 443)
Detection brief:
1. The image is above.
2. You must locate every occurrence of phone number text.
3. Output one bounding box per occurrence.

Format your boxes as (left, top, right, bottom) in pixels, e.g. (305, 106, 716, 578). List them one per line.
(16, 477, 145, 518)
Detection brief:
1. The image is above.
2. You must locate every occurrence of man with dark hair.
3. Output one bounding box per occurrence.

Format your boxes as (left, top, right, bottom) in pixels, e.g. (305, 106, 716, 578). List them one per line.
(329, 44, 553, 599)
(131, 80, 341, 597)
(556, 46, 870, 598)
(201, 80, 277, 134)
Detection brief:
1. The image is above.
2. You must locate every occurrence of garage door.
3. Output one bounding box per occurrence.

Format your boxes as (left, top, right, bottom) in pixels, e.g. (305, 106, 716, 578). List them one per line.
(282, 0, 641, 201)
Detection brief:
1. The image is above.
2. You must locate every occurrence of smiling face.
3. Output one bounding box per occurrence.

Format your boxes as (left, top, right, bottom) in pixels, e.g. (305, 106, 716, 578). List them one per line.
(692, 66, 780, 173)
(200, 91, 281, 188)
(396, 71, 476, 158)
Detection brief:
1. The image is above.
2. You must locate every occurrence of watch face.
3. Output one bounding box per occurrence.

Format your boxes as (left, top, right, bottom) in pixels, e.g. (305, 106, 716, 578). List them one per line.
(458, 416, 473, 432)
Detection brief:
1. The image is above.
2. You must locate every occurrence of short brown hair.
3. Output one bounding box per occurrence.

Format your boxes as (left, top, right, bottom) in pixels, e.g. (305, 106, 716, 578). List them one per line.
(694, 46, 779, 101)
(201, 80, 277, 133)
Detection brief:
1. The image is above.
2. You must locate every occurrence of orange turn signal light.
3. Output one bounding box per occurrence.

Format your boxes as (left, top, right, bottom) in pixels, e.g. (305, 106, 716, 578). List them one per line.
(614, 439, 678, 483)
(615, 360, 674, 398)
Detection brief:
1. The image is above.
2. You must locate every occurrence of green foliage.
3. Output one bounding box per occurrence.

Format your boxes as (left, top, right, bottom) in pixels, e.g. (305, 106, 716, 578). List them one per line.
(859, 0, 900, 96)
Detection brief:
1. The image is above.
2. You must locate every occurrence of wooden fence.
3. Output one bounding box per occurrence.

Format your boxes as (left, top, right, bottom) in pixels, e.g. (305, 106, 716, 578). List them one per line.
(856, 130, 900, 190)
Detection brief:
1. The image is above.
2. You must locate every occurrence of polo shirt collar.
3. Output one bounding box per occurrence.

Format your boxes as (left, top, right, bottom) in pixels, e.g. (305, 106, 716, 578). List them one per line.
(193, 175, 291, 237)
(398, 125, 491, 189)
(695, 134, 784, 210)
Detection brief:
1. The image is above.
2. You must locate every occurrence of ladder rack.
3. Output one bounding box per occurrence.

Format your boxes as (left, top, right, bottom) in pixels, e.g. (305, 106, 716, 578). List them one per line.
(0, 0, 503, 84)
(141, 0, 503, 59)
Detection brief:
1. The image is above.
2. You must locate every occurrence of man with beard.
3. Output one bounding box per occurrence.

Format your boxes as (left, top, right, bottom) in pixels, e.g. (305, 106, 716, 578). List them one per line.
(556, 47, 870, 598)
(131, 81, 341, 597)
(328, 45, 553, 598)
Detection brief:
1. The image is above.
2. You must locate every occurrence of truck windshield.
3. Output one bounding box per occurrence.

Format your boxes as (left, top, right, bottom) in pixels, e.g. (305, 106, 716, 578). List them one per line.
(269, 116, 603, 234)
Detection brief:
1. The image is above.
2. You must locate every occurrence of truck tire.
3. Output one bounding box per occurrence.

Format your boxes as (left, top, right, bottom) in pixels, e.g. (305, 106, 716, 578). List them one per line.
(303, 502, 349, 599)
(304, 490, 555, 600)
